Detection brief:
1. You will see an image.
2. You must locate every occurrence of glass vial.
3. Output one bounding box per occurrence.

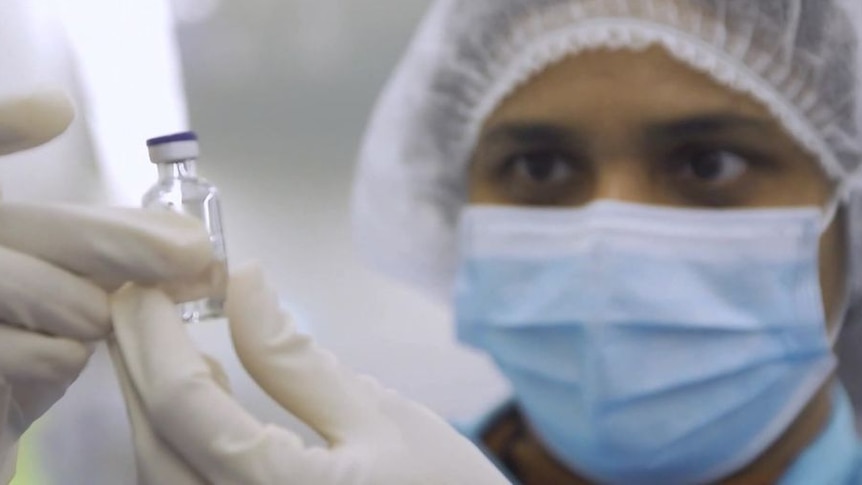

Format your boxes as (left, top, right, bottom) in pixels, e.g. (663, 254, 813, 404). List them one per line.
(142, 131, 228, 323)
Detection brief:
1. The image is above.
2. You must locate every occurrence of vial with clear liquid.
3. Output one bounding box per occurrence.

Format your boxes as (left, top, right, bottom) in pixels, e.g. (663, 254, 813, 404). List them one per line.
(142, 131, 228, 323)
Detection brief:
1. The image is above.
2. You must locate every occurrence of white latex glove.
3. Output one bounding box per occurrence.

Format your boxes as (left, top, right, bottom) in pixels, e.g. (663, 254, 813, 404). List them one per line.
(0, 89, 74, 156)
(0, 89, 219, 484)
(110, 265, 511, 485)
(0, 204, 218, 483)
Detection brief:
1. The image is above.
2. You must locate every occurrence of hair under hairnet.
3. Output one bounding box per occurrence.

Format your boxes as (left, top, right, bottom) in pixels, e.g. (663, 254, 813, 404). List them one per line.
(352, 0, 862, 408)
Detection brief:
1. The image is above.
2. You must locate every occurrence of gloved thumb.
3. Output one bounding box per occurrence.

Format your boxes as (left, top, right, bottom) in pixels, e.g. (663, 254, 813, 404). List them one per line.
(226, 264, 386, 445)
(108, 337, 206, 485)
(0, 88, 74, 157)
(111, 282, 271, 483)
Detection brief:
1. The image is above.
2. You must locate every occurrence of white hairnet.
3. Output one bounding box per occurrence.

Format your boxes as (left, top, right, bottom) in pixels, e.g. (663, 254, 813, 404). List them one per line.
(352, 0, 862, 408)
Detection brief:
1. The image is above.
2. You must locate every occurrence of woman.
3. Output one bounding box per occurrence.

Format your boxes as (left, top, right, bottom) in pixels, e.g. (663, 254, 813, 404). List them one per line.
(93, 0, 862, 483)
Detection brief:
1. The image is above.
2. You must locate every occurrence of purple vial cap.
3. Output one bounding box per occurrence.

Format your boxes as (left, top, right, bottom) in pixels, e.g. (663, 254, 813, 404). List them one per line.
(147, 131, 198, 147)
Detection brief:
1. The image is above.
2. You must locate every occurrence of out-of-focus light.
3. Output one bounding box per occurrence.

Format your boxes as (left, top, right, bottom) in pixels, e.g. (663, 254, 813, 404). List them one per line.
(51, 0, 189, 205)
(171, 0, 221, 25)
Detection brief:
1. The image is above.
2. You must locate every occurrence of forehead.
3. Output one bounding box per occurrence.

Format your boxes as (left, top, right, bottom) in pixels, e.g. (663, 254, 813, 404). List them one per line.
(486, 46, 773, 128)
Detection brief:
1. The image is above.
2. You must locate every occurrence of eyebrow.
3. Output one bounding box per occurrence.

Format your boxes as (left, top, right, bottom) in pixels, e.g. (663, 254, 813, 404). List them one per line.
(482, 113, 773, 144)
(481, 122, 580, 146)
(480, 114, 774, 148)
(645, 114, 773, 140)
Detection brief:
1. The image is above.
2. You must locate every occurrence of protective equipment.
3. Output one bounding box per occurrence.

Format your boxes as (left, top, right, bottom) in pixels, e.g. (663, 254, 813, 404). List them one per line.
(108, 265, 511, 485)
(352, 0, 862, 302)
(352, 0, 862, 425)
(0, 90, 220, 482)
(454, 200, 837, 484)
(0, 204, 218, 483)
(0, 90, 74, 157)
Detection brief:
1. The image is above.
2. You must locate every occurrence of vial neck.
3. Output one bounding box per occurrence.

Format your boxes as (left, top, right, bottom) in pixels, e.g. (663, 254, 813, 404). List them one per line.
(157, 160, 198, 180)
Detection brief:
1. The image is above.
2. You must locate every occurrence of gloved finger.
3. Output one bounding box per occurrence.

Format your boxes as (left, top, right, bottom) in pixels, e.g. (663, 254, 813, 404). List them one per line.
(202, 355, 232, 393)
(0, 326, 92, 384)
(107, 338, 207, 485)
(227, 265, 384, 444)
(111, 284, 304, 483)
(160, 259, 228, 308)
(0, 89, 74, 157)
(0, 246, 108, 340)
(0, 325, 92, 428)
(0, 204, 215, 292)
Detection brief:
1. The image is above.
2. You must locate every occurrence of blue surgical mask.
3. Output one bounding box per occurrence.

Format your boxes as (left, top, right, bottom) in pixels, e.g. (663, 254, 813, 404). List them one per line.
(454, 200, 839, 485)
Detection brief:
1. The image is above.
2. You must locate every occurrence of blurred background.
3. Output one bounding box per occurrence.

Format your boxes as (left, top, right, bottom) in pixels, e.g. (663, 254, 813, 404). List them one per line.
(0, 0, 509, 483)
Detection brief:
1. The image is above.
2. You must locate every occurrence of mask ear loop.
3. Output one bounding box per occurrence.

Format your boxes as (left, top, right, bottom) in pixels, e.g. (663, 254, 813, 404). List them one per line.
(820, 183, 848, 234)
(828, 245, 850, 347)
(825, 170, 862, 345)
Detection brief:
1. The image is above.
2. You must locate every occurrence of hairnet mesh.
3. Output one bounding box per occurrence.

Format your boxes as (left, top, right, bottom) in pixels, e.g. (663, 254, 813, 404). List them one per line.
(353, 0, 862, 410)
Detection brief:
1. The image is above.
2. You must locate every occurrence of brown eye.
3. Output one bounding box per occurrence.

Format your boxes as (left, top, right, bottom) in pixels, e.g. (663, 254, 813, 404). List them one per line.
(679, 150, 749, 185)
(489, 150, 583, 205)
(508, 152, 575, 184)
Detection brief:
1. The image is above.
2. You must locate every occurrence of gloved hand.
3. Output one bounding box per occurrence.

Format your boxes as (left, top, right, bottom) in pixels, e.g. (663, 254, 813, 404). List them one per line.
(0, 89, 75, 156)
(110, 265, 511, 485)
(0, 204, 219, 483)
(0, 90, 220, 483)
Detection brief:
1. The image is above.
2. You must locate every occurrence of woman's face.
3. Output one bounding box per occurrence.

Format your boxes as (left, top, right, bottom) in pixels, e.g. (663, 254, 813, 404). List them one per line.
(469, 46, 846, 324)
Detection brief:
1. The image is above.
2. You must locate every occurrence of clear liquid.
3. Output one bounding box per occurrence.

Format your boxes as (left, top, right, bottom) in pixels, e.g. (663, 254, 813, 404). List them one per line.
(143, 161, 228, 323)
